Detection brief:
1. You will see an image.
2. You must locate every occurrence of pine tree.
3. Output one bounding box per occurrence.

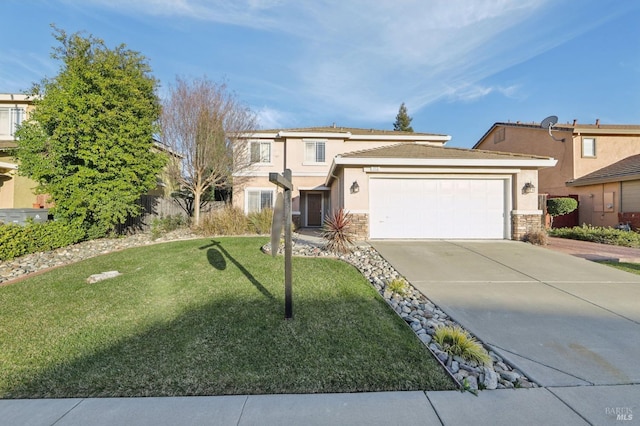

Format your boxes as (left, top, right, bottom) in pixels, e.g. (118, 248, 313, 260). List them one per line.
(393, 102, 414, 132)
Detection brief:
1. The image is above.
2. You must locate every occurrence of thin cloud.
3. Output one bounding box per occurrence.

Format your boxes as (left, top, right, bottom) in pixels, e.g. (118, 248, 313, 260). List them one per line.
(255, 106, 291, 129)
(20, 0, 637, 124)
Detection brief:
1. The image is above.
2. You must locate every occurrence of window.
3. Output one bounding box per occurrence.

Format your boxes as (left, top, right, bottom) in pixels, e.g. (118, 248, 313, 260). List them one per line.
(250, 141, 271, 163)
(582, 137, 596, 157)
(304, 140, 326, 163)
(247, 189, 274, 213)
(0, 108, 25, 138)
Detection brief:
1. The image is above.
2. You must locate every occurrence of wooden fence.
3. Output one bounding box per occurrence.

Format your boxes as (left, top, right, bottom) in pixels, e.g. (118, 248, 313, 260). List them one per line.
(117, 195, 189, 234)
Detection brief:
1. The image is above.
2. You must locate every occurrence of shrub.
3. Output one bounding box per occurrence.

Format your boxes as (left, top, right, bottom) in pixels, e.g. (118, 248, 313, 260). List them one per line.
(0, 220, 86, 261)
(198, 206, 248, 235)
(150, 214, 187, 240)
(322, 209, 355, 254)
(433, 325, 491, 366)
(523, 230, 548, 246)
(387, 278, 408, 296)
(247, 208, 274, 235)
(550, 224, 640, 248)
(547, 197, 578, 217)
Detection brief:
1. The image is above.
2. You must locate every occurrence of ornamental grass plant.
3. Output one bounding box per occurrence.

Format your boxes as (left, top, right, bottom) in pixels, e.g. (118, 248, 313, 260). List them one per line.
(433, 325, 491, 366)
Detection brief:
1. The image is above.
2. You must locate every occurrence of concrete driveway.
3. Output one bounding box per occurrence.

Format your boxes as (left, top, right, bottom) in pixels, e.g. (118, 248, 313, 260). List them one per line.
(371, 240, 640, 387)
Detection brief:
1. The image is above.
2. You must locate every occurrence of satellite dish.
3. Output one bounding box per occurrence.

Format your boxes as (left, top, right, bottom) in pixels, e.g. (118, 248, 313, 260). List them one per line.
(540, 115, 565, 142)
(540, 115, 558, 130)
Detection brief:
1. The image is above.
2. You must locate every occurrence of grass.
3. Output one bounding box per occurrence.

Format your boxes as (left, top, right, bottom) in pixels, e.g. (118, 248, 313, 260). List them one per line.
(597, 261, 640, 275)
(0, 237, 455, 398)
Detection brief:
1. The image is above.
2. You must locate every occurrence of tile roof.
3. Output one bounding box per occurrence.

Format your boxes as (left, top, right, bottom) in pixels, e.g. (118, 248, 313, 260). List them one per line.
(339, 142, 552, 160)
(256, 126, 448, 137)
(567, 154, 640, 186)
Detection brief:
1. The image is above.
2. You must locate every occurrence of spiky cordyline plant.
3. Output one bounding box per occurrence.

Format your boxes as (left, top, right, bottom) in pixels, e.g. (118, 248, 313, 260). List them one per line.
(322, 209, 355, 254)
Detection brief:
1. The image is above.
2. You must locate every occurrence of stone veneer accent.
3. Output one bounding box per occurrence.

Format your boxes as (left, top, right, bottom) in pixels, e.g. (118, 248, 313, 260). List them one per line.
(511, 212, 544, 240)
(350, 213, 369, 240)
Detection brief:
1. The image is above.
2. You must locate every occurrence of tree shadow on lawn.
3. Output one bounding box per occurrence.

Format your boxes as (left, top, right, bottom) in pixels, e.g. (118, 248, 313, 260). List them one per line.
(199, 240, 274, 300)
(2, 294, 454, 398)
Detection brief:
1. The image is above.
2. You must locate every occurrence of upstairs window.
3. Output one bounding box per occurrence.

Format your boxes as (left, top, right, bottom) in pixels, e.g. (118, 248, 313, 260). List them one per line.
(250, 141, 271, 164)
(582, 137, 596, 157)
(304, 140, 326, 163)
(0, 108, 25, 138)
(246, 189, 273, 213)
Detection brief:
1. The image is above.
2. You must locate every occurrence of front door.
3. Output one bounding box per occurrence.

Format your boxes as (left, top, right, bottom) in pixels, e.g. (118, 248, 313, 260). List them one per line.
(307, 193, 323, 227)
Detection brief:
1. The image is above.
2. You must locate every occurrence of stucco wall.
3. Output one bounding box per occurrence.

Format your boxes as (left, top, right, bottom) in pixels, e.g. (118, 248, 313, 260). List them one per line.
(477, 126, 572, 194)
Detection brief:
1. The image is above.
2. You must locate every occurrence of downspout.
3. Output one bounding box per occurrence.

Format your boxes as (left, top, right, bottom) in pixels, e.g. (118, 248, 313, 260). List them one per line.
(329, 172, 341, 213)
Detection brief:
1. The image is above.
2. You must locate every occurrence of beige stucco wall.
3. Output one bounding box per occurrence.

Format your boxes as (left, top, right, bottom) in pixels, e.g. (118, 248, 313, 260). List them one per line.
(571, 134, 640, 179)
(569, 183, 620, 228)
(512, 169, 540, 212)
(477, 126, 573, 195)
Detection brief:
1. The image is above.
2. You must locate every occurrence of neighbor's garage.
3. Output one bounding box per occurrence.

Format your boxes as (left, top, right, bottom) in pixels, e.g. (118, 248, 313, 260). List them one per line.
(369, 177, 507, 239)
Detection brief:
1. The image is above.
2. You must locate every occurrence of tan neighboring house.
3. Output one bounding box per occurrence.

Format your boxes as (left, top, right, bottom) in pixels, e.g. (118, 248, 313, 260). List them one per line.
(233, 126, 556, 240)
(474, 120, 640, 229)
(0, 94, 46, 209)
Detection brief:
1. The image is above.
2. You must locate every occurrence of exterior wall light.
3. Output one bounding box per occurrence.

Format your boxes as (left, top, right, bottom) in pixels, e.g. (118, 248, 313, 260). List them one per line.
(350, 180, 360, 194)
(522, 182, 535, 194)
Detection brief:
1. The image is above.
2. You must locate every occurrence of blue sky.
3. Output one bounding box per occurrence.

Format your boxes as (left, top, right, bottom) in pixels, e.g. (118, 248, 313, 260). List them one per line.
(2, 0, 639, 147)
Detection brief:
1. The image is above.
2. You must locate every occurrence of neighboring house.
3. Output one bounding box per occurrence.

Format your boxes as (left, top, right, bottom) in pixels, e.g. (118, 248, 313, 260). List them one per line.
(473, 120, 640, 229)
(233, 126, 555, 240)
(0, 94, 44, 209)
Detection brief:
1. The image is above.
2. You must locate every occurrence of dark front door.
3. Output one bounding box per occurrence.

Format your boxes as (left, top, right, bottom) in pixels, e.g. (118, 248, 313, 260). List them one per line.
(307, 193, 323, 227)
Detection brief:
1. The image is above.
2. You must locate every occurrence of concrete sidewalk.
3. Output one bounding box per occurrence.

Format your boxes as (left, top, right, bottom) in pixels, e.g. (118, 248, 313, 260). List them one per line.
(1, 385, 638, 425)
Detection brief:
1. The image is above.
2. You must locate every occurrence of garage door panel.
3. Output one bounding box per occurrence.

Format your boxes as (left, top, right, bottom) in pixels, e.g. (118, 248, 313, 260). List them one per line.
(369, 178, 506, 239)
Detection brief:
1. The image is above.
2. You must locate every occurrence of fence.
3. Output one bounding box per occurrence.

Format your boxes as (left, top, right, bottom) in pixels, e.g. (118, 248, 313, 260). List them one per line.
(117, 195, 189, 234)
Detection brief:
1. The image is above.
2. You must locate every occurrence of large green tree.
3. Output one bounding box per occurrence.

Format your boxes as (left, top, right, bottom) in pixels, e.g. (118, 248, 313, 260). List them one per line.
(15, 27, 165, 238)
(393, 102, 414, 132)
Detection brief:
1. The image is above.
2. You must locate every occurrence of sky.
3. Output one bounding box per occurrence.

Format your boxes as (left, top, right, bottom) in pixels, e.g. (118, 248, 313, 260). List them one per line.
(1, 0, 639, 147)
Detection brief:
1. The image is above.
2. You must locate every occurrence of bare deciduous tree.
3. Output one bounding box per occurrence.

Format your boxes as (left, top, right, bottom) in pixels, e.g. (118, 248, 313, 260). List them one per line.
(161, 77, 257, 225)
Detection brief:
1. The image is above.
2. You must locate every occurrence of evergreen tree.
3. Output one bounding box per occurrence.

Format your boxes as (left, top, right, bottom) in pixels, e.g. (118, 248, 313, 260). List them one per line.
(15, 27, 165, 238)
(393, 102, 414, 132)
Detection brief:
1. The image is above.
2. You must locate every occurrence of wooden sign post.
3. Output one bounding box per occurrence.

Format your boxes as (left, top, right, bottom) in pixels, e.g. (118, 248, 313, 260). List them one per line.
(269, 169, 293, 319)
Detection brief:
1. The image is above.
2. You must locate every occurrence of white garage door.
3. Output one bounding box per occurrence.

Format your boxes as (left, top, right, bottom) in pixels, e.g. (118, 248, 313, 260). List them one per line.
(369, 178, 507, 239)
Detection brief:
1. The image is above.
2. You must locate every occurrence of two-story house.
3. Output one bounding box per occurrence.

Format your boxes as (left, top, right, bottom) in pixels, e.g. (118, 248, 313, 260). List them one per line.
(0, 94, 46, 209)
(233, 126, 556, 240)
(473, 120, 640, 229)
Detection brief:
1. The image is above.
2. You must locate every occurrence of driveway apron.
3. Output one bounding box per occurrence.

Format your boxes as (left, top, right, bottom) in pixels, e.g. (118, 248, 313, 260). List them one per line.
(371, 240, 640, 387)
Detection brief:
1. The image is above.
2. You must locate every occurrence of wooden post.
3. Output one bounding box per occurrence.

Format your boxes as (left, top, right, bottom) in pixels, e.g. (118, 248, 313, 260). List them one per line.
(283, 169, 293, 319)
(269, 169, 293, 319)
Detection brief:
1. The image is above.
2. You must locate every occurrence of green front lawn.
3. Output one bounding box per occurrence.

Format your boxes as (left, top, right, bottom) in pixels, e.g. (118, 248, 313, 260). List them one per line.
(0, 237, 455, 398)
(598, 261, 640, 275)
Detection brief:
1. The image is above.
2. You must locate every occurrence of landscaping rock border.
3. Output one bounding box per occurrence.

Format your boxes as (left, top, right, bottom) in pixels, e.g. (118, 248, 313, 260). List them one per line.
(265, 239, 538, 391)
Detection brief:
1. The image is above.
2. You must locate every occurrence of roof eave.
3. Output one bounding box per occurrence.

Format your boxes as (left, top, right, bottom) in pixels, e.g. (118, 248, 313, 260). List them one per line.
(334, 157, 557, 168)
(567, 173, 640, 187)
